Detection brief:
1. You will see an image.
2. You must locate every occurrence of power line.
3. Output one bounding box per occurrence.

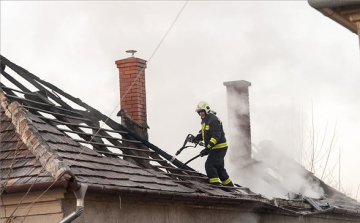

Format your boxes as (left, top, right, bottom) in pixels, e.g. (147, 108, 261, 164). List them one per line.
(6, 2, 190, 220)
(73, 0, 189, 162)
(20, 179, 58, 223)
(7, 166, 46, 221)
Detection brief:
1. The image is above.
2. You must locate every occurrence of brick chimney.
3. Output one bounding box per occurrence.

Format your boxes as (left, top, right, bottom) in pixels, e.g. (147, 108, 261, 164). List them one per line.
(115, 51, 149, 140)
(223, 80, 252, 166)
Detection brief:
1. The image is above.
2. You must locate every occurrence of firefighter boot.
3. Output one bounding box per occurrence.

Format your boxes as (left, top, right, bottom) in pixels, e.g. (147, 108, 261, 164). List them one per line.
(222, 178, 234, 187)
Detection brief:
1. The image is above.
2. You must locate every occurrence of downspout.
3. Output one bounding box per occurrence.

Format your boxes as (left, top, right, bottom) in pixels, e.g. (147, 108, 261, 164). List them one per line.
(308, 0, 358, 34)
(59, 183, 88, 223)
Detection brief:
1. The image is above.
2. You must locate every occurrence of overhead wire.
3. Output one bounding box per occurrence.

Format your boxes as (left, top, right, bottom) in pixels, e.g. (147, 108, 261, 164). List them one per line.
(73, 0, 189, 162)
(6, 153, 57, 221)
(19, 179, 58, 223)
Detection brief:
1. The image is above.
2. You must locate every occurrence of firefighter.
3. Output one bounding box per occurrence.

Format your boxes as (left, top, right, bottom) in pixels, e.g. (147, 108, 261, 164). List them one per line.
(191, 101, 234, 187)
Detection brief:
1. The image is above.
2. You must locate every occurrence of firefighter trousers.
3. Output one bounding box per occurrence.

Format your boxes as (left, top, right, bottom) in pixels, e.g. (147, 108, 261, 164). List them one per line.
(205, 148, 230, 184)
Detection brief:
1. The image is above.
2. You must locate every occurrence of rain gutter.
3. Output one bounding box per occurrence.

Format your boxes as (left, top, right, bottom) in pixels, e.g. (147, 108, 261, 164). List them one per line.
(4, 180, 68, 194)
(303, 206, 360, 216)
(86, 184, 269, 206)
(308, 0, 358, 34)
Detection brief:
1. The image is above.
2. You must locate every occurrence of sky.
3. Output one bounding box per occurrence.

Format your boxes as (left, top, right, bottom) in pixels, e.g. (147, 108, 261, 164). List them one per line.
(1, 1, 359, 200)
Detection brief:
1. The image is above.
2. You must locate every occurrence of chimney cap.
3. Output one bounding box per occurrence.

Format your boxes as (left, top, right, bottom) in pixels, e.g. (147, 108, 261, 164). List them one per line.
(223, 80, 251, 88)
(126, 50, 137, 58)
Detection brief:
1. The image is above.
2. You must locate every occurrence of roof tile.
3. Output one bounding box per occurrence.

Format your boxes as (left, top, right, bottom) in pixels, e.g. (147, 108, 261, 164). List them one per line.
(5, 177, 21, 186)
(48, 143, 100, 156)
(39, 132, 78, 146)
(0, 131, 21, 141)
(32, 122, 62, 134)
(66, 159, 151, 176)
(0, 121, 14, 132)
(27, 112, 46, 124)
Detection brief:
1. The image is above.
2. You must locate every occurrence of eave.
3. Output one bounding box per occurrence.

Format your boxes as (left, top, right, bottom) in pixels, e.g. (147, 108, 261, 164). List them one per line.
(308, 0, 360, 34)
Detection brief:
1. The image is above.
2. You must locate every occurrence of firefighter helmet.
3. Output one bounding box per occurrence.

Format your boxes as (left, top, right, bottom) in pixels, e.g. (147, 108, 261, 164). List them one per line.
(195, 101, 211, 114)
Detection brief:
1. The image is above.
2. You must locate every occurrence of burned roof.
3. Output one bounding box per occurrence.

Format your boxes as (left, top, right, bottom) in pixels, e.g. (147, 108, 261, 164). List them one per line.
(0, 55, 258, 198)
(1, 55, 359, 219)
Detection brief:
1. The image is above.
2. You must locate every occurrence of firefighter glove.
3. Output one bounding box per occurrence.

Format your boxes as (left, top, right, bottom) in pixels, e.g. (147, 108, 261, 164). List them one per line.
(200, 148, 211, 157)
(188, 135, 200, 144)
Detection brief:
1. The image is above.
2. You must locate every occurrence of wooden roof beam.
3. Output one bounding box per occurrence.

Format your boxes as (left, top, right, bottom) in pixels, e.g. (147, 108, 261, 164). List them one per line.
(22, 105, 90, 122)
(57, 128, 141, 144)
(98, 151, 167, 163)
(74, 139, 154, 153)
(36, 116, 128, 135)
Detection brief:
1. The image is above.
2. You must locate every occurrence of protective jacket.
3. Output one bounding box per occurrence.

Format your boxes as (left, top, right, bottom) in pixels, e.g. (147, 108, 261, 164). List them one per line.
(194, 113, 228, 149)
(194, 112, 232, 186)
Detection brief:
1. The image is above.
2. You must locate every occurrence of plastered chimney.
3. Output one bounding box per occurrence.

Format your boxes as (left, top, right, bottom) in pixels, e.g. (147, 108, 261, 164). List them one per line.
(223, 80, 252, 166)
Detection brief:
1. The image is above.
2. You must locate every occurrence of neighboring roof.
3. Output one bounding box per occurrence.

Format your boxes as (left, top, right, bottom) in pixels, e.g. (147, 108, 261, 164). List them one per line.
(308, 0, 360, 34)
(0, 55, 359, 219)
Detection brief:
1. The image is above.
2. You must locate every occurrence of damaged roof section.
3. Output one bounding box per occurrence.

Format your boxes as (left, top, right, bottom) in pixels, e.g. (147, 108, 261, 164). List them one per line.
(0, 55, 256, 199)
(0, 55, 359, 219)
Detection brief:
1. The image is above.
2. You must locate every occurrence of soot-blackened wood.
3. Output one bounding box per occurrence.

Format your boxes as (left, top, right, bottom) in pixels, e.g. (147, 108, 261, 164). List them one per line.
(162, 172, 207, 180)
(57, 129, 141, 144)
(0, 87, 43, 118)
(98, 115, 196, 171)
(5, 95, 54, 107)
(1, 55, 195, 171)
(22, 105, 91, 122)
(79, 107, 196, 171)
(0, 71, 31, 93)
(155, 165, 203, 175)
(73, 139, 154, 153)
(36, 116, 128, 135)
(99, 151, 167, 163)
(1, 55, 73, 110)
(0, 84, 21, 98)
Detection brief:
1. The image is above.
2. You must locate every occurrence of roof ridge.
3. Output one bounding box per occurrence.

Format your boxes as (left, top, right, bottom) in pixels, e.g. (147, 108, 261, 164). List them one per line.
(0, 91, 74, 181)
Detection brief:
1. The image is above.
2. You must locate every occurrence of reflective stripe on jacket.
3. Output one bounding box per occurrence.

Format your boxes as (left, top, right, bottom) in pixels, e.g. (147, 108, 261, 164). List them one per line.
(195, 113, 227, 149)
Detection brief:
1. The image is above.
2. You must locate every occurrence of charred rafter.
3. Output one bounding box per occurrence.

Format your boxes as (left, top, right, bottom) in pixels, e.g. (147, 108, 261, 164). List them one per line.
(1, 54, 204, 184)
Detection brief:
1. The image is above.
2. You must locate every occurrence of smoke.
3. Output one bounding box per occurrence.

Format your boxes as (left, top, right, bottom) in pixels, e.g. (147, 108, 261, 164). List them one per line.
(226, 88, 324, 199)
(254, 140, 324, 198)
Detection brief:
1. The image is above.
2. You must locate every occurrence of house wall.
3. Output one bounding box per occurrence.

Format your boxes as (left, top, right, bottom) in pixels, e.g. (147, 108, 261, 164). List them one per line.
(62, 193, 360, 223)
(62, 193, 261, 223)
(261, 214, 360, 223)
(0, 189, 65, 223)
